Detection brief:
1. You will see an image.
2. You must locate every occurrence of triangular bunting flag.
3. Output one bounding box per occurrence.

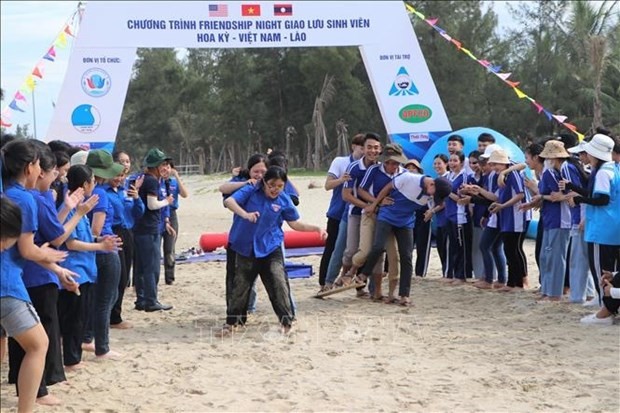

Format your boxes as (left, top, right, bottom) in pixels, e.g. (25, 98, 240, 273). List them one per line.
(489, 65, 502, 73)
(63, 24, 74, 37)
(24, 76, 36, 92)
(563, 122, 577, 131)
(43, 46, 56, 62)
(479, 60, 491, 67)
(451, 39, 462, 50)
(575, 132, 585, 142)
(425, 18, 438, 26)
(543, 110, 553, 121)
(513, 87, 528, 99)
(461, 48, 477, 60)
(14, 91, 27, 102)
(9, 100, 26, 113)
(0, 118, 13, 128)
(497, 73, 512, 81)
(552, 114, 568, 123)
(32, 62, 45, 79)
(506, 80, 520, 88)
(439, 31, 452, 42)
(532, 101, 544, 113)
(54, 32, 67, 48)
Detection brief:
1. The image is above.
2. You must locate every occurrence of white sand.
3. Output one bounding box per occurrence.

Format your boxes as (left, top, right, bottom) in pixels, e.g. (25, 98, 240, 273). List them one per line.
(1, 174, 618, 412)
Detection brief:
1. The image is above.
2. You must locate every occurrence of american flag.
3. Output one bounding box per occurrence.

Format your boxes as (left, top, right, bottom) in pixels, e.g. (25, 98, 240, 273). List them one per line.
(209, 4, 228, 17)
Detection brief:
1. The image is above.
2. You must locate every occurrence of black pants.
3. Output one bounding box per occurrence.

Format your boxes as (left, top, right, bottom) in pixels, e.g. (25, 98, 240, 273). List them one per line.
(319, 217, 341, 286)
(9, 283, 65, 397)
(227, 248, 293, 327)
(123, 229, 135, 287)
(502, 231, 527, 288)
(447, 220, 473, 280)
(414, 208, 431, 277)
(111, 226, 132, 325)
(603, 272, 620, 314)
(163, 209, 179, 284)
(225, 244, 237, 313)
(436, 224, 450, 277)
(587, 242, 620, 301)
(58, 283, 93, 366)
(535, 217, 544, 283)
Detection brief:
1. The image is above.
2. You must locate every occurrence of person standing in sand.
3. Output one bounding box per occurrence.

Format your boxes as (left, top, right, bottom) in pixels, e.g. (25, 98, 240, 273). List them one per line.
(220, 166, 326, 335)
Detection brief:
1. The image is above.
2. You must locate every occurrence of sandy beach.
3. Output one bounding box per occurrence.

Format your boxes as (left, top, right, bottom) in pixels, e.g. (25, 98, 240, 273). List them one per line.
(1, 173, 618, 413)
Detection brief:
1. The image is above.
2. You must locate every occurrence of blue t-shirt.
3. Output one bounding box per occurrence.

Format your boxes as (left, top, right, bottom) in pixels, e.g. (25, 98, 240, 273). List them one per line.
(0, 183, 37, 302)
(485, 171, 500, 229)
(560, 161, 585, 227)
(377, 172, 430, 229)
(326, 155, 353, 220)
(159, 178, 171, 233)
(104, 184, 127, 229)
(360, 163, 404, 198)
(134, 174, 162, 235)
(539, 168, 572, 230)
(344, 157, 374, 216)
(584, 162, 620, 245)
(88, 185, 115, 240)
(445, 170, 469, 224)
(22, 190, 65, 289)
(60, 209, 98, 285)
(498, 170, 528, 233)
(228, 184, 300, 258)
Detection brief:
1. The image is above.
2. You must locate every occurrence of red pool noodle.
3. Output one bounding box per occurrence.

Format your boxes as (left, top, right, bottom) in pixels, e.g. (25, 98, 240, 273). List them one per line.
(199, 231, 325, 252)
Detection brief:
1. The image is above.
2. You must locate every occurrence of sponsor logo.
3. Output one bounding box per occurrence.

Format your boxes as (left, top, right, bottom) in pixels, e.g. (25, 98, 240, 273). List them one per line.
(271, 203, 281, 212)
(399, 104, 432, 123)
(81, 68, 111, 98)
(71, 104, 101, 133)
(409, 133, 430, 143)
(389, 67, 418, 96)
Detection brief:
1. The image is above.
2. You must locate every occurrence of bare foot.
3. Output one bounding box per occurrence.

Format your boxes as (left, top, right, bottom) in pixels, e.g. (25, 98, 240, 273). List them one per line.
(95, 350, 123, 361)
(64, 362, 85, 372)
(37, 394, 62, 406)
(399, 297, 413, 307)
(81, 342, 95, 352)
(280, 324, 292, 335)
(474, 281, 493, 290)
(110, 321, 133, 330)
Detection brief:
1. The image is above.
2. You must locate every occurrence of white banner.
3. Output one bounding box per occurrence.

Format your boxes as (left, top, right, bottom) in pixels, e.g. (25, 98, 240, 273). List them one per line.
(47, 1, 451, 156)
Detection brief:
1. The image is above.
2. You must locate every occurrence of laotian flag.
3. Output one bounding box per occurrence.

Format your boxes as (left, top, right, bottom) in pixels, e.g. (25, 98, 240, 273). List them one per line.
(274, 4, 293, 16)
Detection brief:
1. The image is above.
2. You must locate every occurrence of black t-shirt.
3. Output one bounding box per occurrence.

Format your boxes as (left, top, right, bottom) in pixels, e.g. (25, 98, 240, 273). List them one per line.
(134, 174, 161, 235)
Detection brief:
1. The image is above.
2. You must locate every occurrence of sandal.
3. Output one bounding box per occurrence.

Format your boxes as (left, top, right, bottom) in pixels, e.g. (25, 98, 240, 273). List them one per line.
(383, 297, 399, 304)
(399, 297, 413, 307)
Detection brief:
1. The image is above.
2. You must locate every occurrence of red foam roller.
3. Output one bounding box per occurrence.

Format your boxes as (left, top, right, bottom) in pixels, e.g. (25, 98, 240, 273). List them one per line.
(199, 231, 325, 252)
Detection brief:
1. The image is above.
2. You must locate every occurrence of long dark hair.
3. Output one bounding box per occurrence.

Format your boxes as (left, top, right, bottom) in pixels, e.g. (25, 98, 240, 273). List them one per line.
(0, 195, 22, 240)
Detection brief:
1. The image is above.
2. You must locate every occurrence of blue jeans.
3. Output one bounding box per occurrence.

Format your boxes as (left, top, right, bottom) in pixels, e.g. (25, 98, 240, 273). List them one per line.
(568, 228, 595, 302)
(480, 226, 506, 284)
(134, 233, 162, 307)
(540, 228, 570, 298)
(94, 253, 120, 355)
(325, 219, 348, 285)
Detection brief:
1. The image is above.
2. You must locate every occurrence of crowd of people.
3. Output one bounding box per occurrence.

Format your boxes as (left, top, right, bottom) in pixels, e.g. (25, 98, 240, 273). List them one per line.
(1, 128, 619, 412)
(0, 136, 187, 412)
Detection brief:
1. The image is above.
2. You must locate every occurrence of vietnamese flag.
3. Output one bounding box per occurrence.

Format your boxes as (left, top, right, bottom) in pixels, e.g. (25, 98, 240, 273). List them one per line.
(241, 4, 261, 16)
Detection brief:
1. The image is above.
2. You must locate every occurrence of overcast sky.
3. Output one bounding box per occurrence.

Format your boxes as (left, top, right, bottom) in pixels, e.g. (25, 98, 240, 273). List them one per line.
(0, 1, 518, 139)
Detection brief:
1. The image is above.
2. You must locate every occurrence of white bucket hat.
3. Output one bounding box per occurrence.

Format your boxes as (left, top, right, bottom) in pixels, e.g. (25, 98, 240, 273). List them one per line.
(567, 141, 587, 154)
(70, 150, 89, 166)
(584, 134, 614, 162)
(480, 143, 502, 159)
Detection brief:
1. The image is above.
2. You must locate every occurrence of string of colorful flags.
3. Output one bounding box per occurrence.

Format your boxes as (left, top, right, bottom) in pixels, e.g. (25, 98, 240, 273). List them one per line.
(1, 9, 79, 128)
(405, 3, 586, 141)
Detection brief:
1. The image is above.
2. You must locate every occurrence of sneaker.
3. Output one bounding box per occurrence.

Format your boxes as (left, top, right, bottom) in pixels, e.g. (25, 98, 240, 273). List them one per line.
(582, 298, 601, 308)
(580, 313, 614, 326)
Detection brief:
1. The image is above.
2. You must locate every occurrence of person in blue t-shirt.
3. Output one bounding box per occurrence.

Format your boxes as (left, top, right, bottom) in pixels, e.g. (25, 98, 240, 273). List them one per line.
(219, 154, 268, 316)
(354, 171, 452, 307)
(488, 149, 529, 292)
(426, 154, 450, 278)
(220, 166, 326, 335)
(405, 159, 432, 279)
(1, 139, 78, 411)
(60, 164, 121, 370)
(133, 148, 175, 313)
(85, 149, 126, 360)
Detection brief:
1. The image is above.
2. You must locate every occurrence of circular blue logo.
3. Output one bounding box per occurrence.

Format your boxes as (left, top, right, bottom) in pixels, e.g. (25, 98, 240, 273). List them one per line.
(71, 104, 101, 133)
(81, 68, 111, 97)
